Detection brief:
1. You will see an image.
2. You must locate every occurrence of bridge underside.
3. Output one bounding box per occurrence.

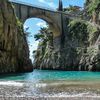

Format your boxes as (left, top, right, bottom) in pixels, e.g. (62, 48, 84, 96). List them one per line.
(11, 1, 69, 49)
(12, 2, 62, 38)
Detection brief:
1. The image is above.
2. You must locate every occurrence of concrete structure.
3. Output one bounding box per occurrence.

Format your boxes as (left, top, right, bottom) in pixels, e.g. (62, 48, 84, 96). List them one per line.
(10, 0, 63, 37)
(9, 0, 77, 49)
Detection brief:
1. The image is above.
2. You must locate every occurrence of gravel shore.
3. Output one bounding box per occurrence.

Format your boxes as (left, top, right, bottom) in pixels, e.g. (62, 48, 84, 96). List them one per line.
(0, 81, 100, 100)
(0, 96, 100, 100)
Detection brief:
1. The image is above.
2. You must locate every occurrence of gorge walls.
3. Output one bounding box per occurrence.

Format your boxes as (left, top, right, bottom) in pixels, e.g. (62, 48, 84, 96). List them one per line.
(0, 0, 33, 73)
(33, 0, 100, 71)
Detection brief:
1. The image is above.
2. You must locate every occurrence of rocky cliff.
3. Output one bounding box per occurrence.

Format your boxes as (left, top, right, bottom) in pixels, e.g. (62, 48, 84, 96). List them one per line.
(0, 0, 33, 73)
(85, 0, 100, 24)
(33, 0, 100, 71)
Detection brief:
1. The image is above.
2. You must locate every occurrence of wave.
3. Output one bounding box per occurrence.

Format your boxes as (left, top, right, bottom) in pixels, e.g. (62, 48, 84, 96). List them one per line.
(0, 81, 24, 86)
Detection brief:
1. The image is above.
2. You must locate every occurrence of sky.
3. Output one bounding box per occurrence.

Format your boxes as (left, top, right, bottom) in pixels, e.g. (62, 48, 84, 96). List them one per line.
(19, 0, 85, 60)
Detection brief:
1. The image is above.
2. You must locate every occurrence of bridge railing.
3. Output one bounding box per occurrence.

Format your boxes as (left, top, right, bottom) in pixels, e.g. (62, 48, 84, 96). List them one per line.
(9, 0, 55, 11)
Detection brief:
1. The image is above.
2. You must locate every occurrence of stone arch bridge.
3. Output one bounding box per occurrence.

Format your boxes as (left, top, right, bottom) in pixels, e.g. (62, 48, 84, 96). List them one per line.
(9, 0, 75, 49)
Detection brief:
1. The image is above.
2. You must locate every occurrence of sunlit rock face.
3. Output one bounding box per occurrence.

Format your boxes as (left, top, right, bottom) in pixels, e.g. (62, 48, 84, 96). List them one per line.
(0, 0, 33, 73)
(33, 0, 100, 71)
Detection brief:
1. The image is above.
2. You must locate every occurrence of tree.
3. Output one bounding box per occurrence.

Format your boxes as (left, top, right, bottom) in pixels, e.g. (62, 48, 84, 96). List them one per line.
(63, 5, 81, 12)
(33, 27, 53, 64)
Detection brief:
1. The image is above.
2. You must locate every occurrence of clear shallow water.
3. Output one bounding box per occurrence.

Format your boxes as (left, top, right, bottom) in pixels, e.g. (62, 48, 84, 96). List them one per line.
(0, 70, 100, 97)
(0, 70, 100, 81)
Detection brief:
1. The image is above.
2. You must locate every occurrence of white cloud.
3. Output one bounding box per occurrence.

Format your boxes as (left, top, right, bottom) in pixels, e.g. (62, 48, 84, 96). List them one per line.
(36, 22, 47, 27)
(38, 0, 45, 3)
(38, 0, 56, 8)
(48, 2, 56, 8)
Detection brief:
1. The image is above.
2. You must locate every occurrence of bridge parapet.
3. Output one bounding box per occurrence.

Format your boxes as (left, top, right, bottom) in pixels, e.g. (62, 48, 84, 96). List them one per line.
(9, 0, 55, 11)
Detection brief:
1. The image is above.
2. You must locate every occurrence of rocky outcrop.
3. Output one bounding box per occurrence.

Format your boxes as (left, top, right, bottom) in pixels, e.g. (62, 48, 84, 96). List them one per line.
(0, 0, 33, 73)
(33, 0, 100, 71)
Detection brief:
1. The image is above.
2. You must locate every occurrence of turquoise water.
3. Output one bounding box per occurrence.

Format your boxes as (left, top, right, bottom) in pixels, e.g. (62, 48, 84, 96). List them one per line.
(1, 70, 100, 97)
(0, 70, 100, 81)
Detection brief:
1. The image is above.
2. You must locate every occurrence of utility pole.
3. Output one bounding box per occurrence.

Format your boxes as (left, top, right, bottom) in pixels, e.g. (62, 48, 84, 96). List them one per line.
(58, 0, 65, 47)
(58, 0, 63, 11)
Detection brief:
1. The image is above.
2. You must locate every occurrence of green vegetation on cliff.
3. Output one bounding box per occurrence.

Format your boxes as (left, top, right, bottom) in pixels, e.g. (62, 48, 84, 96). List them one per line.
(85, 0, 100, 15)
(66, 19, 100, 71)
(0, 0, 33, 73)
(33, 17, 100, 71)
(33, 27, 55, 69)
(32, 0, 100, 71)
(85, 0, 100, 24)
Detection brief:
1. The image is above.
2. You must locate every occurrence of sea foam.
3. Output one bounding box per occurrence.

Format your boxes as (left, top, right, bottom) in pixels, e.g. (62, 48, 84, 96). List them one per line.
(0, 81, 24, 86)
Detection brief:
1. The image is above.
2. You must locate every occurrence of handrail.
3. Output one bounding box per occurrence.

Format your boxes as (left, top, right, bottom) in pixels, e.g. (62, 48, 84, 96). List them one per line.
(9, 0, 55, 11)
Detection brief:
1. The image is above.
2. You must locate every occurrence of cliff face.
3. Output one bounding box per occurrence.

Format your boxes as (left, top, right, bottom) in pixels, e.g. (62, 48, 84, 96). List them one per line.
(33, 0, 100, 71)
(0, 0, 33, 73)
(85, 0, 100, 24)
(34, 19, 100, 71)
(62, 20, 100, 71)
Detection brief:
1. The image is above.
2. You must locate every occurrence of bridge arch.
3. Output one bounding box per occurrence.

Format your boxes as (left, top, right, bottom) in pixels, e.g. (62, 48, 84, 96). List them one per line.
(24, 14, 60, 38)
(12, 2, 62, 38)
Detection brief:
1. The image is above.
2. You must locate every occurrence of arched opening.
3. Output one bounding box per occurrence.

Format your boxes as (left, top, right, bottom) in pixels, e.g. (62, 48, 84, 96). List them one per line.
(24, 18, 49, 62)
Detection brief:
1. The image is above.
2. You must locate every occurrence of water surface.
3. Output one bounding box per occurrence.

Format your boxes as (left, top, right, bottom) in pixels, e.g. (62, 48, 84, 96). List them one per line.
(0, 70, 100, 97)
(1, 70, 100, 81)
